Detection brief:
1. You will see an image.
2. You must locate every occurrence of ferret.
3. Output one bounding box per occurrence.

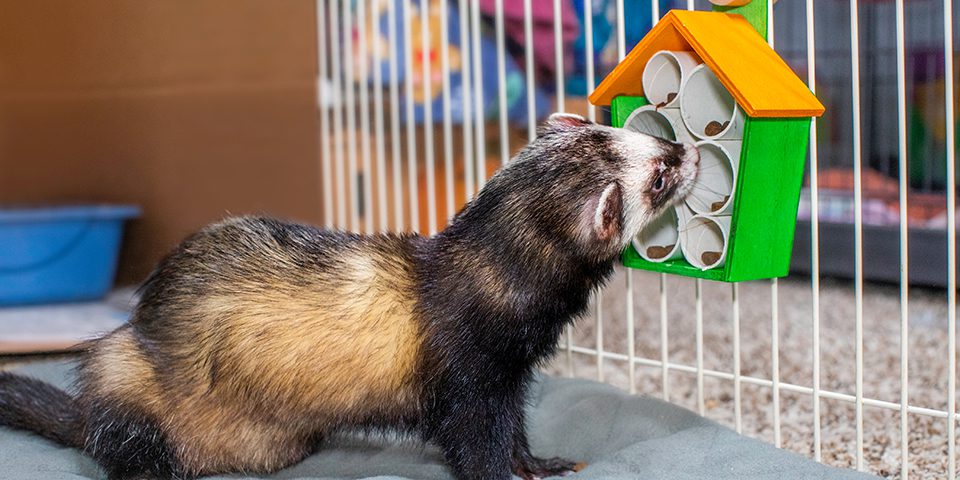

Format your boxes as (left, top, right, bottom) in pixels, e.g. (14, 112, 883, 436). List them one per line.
(0, 113, 699, 480)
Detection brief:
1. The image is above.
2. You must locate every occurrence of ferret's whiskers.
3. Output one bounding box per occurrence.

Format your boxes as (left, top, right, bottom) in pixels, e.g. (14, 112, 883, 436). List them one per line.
(691, 184, 732, 197)
(696, 163, 728, 172)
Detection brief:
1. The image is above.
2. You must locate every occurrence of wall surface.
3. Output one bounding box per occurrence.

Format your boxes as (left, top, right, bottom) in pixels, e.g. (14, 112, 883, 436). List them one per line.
(0, 1, 321, 284)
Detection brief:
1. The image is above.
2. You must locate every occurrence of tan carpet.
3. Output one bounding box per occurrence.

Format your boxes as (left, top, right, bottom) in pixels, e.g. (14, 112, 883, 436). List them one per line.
(546, 269, 956, 480)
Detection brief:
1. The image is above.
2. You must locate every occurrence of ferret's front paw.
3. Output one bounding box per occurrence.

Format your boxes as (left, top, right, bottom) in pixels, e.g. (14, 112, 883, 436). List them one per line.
(513, 456, 584, 479)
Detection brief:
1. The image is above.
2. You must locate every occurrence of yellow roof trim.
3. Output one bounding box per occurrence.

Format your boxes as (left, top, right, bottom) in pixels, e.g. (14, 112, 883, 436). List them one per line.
(588, 10, 824, 118)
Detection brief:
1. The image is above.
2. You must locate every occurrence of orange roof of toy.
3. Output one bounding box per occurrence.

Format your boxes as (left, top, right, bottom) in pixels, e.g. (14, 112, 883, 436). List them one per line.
(589, 10, 824, 118)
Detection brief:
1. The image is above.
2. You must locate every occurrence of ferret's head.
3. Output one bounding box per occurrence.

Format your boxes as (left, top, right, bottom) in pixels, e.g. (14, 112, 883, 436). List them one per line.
(485, 112, 699, 264)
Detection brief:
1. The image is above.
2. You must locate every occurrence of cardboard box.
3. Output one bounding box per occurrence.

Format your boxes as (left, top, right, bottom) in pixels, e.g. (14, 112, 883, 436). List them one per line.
(0, 1, 322, 283)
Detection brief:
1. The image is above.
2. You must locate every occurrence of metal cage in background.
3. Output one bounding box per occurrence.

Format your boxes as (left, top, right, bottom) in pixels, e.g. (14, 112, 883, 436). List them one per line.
(317, 0, 959, 478)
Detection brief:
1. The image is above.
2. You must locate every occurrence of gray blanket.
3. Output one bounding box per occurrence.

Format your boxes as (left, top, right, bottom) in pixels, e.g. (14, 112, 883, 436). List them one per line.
(0, 361, 875, 480)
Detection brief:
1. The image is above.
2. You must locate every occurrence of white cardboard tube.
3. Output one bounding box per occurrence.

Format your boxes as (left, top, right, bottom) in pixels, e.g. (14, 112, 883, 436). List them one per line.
(623, 105, 693, 143)
(675, 202, 696, 225)
(680, 64, 744, 140)
(686, 140, 741, 215)
(680, 214, 731, 271)
(642, 51, 702, 109)
(634, 206, 684, 263)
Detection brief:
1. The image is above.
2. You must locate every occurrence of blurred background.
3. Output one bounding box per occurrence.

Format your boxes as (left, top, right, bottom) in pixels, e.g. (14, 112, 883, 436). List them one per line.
(2, 2, 324, 285)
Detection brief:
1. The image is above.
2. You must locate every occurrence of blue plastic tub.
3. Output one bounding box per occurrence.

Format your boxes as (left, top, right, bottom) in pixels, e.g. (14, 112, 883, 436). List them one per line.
(0, 205, 140, 306)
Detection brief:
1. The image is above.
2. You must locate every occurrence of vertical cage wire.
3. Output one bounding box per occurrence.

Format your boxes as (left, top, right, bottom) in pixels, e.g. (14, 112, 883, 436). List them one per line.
(553, 0, 565, 114)
(402, 0, 419, 233)
(848, 0, 866, 469)
(585, 0, 596, 124)
(458, 0, 474, 201)
(615, 0, 625, 60)
(470, 0, 486, 189)
(357, 0, 383, 234)
(805, 0, 822, 462)
(420, 0, 438, 235)
(495, 0, 510, 166)
(387, 0, 404, 231)
(946, 0, 958, 475)
(893, 0, 910, 477)
(583, 2, 597, 122)
(439, 0, 455, 222)
(659, 273, 669, 400)
(344, 0, 360, 232)
(771, 278, 781, 447)
(765, 0, 781, 450)
(470, 2, 487, 192)
(594, 289, 603, 382)
(626, 270, 636, 394)
(524, 0, 536, 142)
(372, 0, 389, 233)
(696, 278, 704, 415)
(733, 283, 742, 434)
(685, 0, 704, 420)
(358, 0, 374, 235)
(317, 0, 334, 229)
(614, 0, 634, 395)
(331, 0, 348, 230)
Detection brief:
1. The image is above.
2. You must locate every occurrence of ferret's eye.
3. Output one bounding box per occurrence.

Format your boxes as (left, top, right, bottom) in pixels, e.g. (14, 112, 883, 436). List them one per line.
(652, 175, 665, 193)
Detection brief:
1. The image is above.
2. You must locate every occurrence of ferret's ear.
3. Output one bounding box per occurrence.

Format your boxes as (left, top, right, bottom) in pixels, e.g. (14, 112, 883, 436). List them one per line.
(541, 113, 592, 134)
(580, 182, 623, 243)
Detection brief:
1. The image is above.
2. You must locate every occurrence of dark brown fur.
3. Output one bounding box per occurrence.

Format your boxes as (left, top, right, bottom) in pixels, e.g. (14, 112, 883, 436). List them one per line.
(0, 114, 698, 480)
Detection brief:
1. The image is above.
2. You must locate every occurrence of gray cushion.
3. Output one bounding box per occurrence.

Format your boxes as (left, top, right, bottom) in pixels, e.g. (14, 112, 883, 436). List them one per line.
(0, 361, 876, 479)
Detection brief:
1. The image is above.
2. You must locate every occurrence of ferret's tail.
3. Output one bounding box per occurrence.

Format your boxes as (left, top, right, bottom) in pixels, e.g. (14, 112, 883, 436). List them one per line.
(0, 372, 84, 448)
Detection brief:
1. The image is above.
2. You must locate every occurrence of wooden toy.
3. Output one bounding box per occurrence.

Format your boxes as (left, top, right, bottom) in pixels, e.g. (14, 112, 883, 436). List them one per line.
(588, 4, 824, 282)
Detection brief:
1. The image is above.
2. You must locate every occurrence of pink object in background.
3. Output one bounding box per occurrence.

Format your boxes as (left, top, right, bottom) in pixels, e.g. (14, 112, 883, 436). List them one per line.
(478, 0, 580, 79)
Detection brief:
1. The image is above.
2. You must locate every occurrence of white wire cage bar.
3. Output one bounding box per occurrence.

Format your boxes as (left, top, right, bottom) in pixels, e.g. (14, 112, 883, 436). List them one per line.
(316, 0, 958, 477)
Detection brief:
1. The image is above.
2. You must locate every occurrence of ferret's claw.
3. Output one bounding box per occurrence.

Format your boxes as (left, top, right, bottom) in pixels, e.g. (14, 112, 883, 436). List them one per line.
(513, 456, 581, 479)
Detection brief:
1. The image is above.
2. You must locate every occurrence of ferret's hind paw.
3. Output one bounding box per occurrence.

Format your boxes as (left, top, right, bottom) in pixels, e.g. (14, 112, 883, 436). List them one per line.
(513, 456, 583, 479)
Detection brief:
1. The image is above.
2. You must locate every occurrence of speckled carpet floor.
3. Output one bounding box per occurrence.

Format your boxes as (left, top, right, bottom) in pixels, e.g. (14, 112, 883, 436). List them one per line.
(545, 269, 956, 480)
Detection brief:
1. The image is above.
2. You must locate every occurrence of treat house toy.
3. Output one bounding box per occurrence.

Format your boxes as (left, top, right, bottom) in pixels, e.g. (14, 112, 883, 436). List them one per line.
(588, 4, 825, 282)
